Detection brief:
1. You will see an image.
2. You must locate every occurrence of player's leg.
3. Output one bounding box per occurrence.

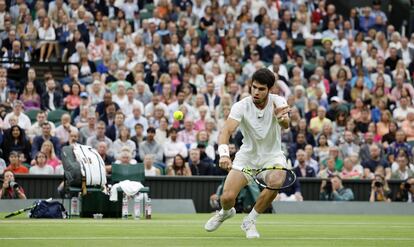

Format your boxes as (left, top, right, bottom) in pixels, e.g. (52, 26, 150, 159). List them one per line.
(255, 169, 286, 211)
(242, 169, 286, 238)
(220, 169, 249, 209)
(205, 169, 248, 232)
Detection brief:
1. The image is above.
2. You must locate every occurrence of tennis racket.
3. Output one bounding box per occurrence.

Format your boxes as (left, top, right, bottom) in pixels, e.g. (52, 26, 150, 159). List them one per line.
(4, 204, 36, 218)
(241, 166, 297, 190)
(4, 198, 52, 218)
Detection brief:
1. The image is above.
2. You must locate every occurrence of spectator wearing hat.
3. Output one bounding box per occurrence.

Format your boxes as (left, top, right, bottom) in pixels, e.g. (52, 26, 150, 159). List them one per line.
(326, 96, 347, 121)
(3, 100, 31, 131)
(0, 86, 18, 108)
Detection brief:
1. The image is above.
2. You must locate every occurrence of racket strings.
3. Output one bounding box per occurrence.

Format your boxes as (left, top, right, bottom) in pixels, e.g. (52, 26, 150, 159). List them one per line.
(256, 169, 296, 190)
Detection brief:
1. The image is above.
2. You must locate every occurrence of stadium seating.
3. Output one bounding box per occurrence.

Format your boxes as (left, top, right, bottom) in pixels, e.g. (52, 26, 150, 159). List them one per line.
(25, 109, 40, 124)
(47, 109, 68, 126)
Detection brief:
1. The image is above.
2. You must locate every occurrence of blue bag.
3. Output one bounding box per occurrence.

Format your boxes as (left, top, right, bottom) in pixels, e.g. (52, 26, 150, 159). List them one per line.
(29, 200, 67, 219)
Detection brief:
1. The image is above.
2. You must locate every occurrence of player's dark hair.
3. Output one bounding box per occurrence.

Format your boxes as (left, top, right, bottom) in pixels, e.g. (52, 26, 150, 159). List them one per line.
(251, 68, 275, 89)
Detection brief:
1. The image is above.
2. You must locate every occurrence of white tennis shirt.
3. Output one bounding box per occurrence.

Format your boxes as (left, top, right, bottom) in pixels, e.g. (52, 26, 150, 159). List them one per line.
(229, 94, 288, 169)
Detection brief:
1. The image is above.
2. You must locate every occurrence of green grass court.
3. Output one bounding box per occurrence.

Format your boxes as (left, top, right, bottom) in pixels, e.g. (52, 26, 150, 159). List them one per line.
(1, 214, 414, 247)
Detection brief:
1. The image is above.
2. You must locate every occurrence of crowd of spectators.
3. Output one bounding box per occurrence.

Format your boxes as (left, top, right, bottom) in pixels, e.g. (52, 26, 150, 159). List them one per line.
(0, 0, 413, 202)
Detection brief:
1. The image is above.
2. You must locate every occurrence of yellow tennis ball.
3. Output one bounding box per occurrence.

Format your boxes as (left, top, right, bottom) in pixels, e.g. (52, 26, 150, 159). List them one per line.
(173, 110, 184, 120)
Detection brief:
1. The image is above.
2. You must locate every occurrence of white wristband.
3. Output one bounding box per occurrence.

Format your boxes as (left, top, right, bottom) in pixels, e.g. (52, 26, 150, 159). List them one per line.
(218, 144, 230, 157)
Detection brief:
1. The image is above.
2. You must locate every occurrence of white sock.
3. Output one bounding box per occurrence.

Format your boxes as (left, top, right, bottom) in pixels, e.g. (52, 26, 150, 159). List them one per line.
(247, 208, 259, 220)
(220, 208, 231, 215)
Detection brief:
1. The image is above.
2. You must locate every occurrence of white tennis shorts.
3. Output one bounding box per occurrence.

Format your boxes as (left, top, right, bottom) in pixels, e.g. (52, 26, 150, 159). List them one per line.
(232, 154, 288, 171)
(231, 154, 288, 184)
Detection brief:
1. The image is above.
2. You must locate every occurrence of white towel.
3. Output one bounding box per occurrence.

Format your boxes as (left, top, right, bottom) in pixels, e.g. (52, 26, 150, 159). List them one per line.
(109, 180, 144, 201)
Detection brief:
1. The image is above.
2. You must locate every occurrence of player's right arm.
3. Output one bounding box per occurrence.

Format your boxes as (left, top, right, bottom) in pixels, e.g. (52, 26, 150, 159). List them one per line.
(217, 118, 240, 171)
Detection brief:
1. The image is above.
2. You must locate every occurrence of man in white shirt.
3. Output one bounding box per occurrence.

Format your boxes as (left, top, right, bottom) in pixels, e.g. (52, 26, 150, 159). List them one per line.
(192, 0, 206, 19)
(144, 93, 168, 118)
(54, 113, 77, 144)
(3, 100, 31, 131)
(125, 104, 148, 136)
(163, 127, 188, 166)
(370, 63, 392, 88)
(257, 27, 272, 48)
(205, 68, 290, 238)
(120, 87, 144, 116)
(267, 53, 289, 80)
(398, 37, 414, 66)
(27, 110, 56, 141)
(393, 96, 414, 123)
(168, 90, 196, 123)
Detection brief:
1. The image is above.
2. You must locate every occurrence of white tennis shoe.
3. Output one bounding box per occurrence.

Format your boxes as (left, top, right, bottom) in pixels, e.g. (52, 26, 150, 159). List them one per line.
(241, 217, 260, 239)
(204, 207, 236, 232)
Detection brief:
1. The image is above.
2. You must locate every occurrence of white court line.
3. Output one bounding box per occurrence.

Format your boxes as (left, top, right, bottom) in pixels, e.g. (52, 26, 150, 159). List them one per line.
(2, 220, 414, 226)
(0, 236, 413, 241)
(0, 223, 410, 229)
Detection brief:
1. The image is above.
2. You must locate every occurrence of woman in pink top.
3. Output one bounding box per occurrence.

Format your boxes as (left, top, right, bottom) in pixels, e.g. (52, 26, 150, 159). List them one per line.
(194, 105, 209, 131)
(63, 83, 81, 111)
(341, 157, 362, 179)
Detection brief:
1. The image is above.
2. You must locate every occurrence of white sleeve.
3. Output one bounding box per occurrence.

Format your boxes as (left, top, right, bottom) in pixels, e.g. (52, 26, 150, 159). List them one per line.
(228, 101, 244, 122)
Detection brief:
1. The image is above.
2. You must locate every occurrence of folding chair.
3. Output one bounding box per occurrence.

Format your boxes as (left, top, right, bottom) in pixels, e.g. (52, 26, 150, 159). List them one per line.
(111, 164, 150, 217)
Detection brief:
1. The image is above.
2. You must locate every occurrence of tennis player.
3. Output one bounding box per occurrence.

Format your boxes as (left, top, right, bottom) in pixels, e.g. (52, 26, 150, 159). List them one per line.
(204, 68, 290, 238)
